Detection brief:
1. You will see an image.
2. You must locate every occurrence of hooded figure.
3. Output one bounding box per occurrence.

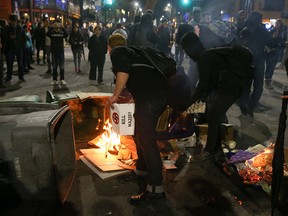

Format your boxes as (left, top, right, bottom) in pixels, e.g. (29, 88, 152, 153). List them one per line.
(237, 11, 279, 117)
(181, 32, 253, 163)
(128, 13, 159, 48)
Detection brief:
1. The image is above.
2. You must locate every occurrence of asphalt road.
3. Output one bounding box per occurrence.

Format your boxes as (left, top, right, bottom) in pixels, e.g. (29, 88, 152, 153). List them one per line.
(0, 47, 288, 216)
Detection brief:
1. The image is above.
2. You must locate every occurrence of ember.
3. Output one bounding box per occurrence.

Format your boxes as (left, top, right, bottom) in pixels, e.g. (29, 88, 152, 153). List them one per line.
(233, 143, 288, 193)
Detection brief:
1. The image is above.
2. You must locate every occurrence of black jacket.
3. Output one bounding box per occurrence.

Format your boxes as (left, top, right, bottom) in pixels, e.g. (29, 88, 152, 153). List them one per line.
(88, 34, 107, 60)
(4, 24, 27, 51)
(69, 30, 84, 50)
(46, 27, 68, 53)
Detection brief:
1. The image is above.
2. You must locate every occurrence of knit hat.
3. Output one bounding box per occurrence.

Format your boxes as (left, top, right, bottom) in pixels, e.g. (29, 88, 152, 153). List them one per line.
(108, 33, 127, 48)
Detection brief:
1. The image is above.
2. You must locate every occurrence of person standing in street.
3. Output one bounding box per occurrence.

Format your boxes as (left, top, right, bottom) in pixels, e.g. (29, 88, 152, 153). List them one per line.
(34, 22, 46, 65)
(43, 18, 52, 75)
(107, 33, 167, 206)
(69, 23, 84, 73)
(4, 14, 26, 84)
(88, 26, 107, 85)
(22, 24, 34, 73)
(264, 19, 286, 90)
(238, 11, 279, 117)
(46, 20, 68, 85)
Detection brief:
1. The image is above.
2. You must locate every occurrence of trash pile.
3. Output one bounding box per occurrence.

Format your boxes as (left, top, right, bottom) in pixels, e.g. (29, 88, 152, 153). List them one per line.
(225, 143, 288, 194)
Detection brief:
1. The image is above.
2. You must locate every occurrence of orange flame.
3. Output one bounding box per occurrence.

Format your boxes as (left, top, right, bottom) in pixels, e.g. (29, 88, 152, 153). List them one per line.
(95, 119, 121, 150)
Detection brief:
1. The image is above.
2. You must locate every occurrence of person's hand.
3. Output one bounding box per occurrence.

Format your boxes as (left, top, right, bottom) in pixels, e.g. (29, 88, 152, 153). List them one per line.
(107, 95, 119, 109)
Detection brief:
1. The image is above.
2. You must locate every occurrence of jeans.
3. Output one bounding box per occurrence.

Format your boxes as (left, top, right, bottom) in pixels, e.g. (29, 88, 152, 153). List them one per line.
(134, 97, 167, 186)
(51, 51, 65, 81)
(175, 44, 184, 66)
(72, 48, 82, 69)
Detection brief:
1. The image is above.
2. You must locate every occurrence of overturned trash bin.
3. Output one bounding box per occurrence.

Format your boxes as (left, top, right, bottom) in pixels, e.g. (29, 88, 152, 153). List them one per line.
(0, 105, 76, 204)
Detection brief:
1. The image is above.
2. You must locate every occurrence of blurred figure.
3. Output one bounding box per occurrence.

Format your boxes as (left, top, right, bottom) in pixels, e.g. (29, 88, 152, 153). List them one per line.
(264, 19, 286, 90)
(187, 9, 202, 93)
(4, 14, 26, 84)
(46, 20, 68, 85)
(128, 12, 159, 48)
(238, 11, 278, 117)
(69, 23, 84, 73)
(34, 22, 46, 64)
(88, 26, 107, 85)
(22, 25, 34, 73)
(0, 19, 8, 87)
(43, 18, 52, 74)
(235, 10, 246, 36)
(157, 18, 171, 54)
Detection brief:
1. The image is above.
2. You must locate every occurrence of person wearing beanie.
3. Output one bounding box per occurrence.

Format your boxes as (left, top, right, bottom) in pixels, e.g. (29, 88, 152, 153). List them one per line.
(107, 33, 168, 206)
(181, 32, 253, 163)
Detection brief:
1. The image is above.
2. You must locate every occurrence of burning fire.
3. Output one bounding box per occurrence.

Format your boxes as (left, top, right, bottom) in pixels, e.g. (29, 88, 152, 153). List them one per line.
(89, 119, 121, 152)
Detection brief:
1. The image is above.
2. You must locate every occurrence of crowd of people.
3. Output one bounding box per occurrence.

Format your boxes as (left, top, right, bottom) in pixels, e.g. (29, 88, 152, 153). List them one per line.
(0, 9, 287, 207)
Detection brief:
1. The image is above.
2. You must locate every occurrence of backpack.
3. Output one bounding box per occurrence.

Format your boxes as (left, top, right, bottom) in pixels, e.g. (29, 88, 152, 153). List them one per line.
(129, 46, 177, 78)
(129, 46, 188, 110)
(209, 44, 255, 78)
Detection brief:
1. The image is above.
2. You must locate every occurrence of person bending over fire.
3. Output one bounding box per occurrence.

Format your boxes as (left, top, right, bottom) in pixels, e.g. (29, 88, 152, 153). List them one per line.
(181, 32, 254, 164)
(107, 33, 167, 206)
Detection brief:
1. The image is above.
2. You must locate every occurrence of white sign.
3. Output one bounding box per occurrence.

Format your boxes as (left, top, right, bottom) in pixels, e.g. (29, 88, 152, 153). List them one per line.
(110, 103, 135, 135)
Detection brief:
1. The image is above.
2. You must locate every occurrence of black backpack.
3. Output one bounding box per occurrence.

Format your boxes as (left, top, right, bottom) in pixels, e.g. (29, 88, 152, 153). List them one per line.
(129, 46, 189, 110)
(129, 46, 177, 78)
(210, 44, 255, 78)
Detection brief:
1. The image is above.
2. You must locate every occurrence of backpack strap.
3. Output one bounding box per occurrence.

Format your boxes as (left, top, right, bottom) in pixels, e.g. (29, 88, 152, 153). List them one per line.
(131, 63, 155, 69)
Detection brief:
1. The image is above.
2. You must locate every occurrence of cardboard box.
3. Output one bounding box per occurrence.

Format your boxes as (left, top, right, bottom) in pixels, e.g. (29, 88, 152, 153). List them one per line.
(110, 103, 135, 135)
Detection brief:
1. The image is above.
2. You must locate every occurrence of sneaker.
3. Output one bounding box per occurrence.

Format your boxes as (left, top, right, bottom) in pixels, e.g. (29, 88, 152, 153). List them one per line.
(128, 190, 166, 207)
(60, 80, 67, 85)
(28, 66, 35, 70)
(98, 82, 104, 85)
(78, 68, 81, 73)
(75, 68, 78, 73)
(50, 80, 58, 85)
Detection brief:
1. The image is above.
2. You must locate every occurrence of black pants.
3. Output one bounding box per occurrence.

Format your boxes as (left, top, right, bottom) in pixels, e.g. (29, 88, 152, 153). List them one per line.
(134, 96, 167, 186)
(6, 49, 24, 81)
(89, 56, 105, 83)
(205, 72, 250, 153)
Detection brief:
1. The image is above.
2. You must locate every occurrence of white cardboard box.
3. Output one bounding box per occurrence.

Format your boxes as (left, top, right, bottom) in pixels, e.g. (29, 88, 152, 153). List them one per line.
(110, 103, 135, 135)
